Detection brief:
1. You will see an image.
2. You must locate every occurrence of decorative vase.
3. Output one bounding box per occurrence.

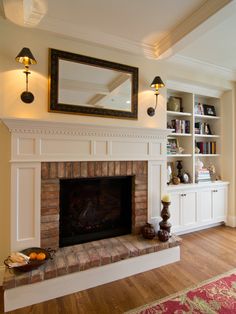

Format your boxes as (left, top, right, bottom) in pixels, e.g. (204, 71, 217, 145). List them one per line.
(176, 160, 183, 181)
(158, 229, 169, 242)
(142, 223, 155, 239)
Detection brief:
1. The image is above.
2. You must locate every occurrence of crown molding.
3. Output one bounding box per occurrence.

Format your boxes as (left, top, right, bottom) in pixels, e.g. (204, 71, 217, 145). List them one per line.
(38, 16, 155, 58)
(169, 54, 236, 81)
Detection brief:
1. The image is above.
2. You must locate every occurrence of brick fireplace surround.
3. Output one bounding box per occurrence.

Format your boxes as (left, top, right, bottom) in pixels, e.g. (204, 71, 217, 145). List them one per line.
(2, 119, 181, 312)
(41, 160, 148, 249)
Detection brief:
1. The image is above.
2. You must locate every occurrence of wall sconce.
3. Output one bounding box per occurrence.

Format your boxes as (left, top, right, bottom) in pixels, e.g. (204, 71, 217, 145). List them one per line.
(15, 47, 37, 103)
(147, 76, 165, 116)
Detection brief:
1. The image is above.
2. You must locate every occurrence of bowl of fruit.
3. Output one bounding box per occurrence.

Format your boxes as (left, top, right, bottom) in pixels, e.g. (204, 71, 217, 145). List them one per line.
(4, 247, 55, 272)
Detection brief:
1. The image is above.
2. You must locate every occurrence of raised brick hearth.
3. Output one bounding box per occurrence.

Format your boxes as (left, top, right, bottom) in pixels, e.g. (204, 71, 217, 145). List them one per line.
(3, 234, 182, 290)
(41, 161, 148, 249)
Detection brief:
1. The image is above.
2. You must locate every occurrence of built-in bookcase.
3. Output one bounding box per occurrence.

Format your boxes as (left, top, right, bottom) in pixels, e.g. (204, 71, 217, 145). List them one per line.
(166, 88, 221, 185)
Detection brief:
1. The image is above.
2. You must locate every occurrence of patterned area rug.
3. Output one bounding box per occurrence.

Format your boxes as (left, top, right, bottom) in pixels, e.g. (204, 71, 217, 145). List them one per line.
(125, 269, 236, 314)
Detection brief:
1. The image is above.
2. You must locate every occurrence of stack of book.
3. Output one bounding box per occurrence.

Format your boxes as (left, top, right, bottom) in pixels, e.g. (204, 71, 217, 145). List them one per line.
(167, 142, 176, 155)
(196, 168, 211, 183)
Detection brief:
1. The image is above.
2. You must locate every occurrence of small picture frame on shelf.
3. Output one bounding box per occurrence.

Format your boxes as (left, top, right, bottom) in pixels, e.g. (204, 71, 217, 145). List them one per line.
(194, 102, 204, 115)
(167, 96, 182, 112)
(203, 104, 216, 116)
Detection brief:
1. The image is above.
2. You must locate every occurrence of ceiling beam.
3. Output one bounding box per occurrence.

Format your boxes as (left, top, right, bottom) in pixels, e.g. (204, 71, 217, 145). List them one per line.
(154, 0, 233, 59)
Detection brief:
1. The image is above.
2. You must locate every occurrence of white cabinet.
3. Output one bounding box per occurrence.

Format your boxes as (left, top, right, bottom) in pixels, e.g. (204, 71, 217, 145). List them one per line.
(198, 189, 212, 223)
(182, 191, 197, 227)
(212, 187, 227, 221)
(168, 183, 228, 234)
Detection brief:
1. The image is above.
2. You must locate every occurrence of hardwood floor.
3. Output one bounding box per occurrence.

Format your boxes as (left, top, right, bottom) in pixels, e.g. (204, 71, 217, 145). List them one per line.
(2, 225, 236, 314)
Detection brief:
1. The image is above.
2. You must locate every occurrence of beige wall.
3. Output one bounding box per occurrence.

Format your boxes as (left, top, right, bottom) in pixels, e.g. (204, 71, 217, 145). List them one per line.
(0, 17, 235, 262)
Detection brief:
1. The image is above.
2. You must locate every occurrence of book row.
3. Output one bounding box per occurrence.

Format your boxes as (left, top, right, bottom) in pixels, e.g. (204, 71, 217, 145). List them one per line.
(196, 141, 217, 154)
(171, 119, 190, 134)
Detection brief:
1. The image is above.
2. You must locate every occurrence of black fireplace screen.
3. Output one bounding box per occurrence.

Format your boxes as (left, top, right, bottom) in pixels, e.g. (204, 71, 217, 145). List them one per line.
(59, 176, 133, 247)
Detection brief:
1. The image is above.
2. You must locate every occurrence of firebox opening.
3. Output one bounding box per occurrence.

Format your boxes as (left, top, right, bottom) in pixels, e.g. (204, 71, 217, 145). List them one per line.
(59, 176, 133, 247)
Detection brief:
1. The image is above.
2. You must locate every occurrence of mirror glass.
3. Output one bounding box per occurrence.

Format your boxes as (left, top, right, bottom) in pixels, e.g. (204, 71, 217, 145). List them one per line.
(49, 49, 138, 119)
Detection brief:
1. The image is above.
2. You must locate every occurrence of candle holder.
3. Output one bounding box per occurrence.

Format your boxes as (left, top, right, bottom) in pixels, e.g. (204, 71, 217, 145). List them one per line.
(159, 201, 171, 234)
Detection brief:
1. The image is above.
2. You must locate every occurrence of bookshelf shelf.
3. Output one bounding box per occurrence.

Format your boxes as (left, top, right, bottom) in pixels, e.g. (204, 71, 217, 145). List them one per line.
(167, 111, 192, 117)
(169, 133, 192, 137)
(167, 154, 192, 157)
(195, 114, 220, 120)
(195, 154, 220, 157)
(195, 134, 220, 138)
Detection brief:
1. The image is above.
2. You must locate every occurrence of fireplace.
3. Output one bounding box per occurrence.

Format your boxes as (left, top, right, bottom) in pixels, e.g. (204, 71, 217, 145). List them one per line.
(59, 176, 133, 246)
(41, 160, 148, 249)
(4, 119, 167, 254)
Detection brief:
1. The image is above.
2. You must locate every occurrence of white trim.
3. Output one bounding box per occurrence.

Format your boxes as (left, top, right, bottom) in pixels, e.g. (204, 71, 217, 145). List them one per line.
(4, 246, 180, 312)
(173, 222, 224, 235)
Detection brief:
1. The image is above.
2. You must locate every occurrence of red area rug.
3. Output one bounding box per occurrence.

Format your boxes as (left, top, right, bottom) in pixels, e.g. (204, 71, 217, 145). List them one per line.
(126, 269, 236, 314)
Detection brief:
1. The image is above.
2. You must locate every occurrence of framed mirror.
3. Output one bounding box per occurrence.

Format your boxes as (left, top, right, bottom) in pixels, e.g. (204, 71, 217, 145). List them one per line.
(49, 49, 138, 119)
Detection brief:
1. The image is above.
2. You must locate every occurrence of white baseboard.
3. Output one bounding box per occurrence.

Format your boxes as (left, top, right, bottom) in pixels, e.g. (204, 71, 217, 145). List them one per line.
(0, 266, 5, 286)
(173, 221, 224, 236)
(226, 215, 236, 227)
(4, 246, 180, 312)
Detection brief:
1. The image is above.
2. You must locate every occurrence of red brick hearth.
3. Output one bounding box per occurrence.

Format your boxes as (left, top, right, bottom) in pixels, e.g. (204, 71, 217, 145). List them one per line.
(41, 161, 148, 249)
(3, 234, 182, 290)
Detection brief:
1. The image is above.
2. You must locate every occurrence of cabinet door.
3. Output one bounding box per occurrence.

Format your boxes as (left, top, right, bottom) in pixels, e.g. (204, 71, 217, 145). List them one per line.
(198, 189, 212, 223)
(182, 191, 197, 227)
(212, 187, 226, 221)
(169, 192, 181, 231)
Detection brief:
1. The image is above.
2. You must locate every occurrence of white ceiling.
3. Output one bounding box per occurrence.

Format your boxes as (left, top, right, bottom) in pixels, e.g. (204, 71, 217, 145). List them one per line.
(2, 0, 236, 75)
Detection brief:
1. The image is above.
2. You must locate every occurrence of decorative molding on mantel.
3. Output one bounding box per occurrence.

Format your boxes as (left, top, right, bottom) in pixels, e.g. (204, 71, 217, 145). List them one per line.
(2, 118, 170, 140)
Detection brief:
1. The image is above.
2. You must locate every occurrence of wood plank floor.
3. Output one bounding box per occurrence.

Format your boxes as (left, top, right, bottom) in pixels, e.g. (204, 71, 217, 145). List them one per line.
(2, 225, 236, 314)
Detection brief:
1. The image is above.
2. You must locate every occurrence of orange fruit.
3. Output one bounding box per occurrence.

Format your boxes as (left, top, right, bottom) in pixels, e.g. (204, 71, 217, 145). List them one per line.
(36, 252, 46, 261)
(29, 252, 37, 260)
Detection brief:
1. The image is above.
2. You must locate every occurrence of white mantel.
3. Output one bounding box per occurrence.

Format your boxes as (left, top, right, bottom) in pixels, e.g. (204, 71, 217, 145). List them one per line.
(2, 118, 170, 251)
